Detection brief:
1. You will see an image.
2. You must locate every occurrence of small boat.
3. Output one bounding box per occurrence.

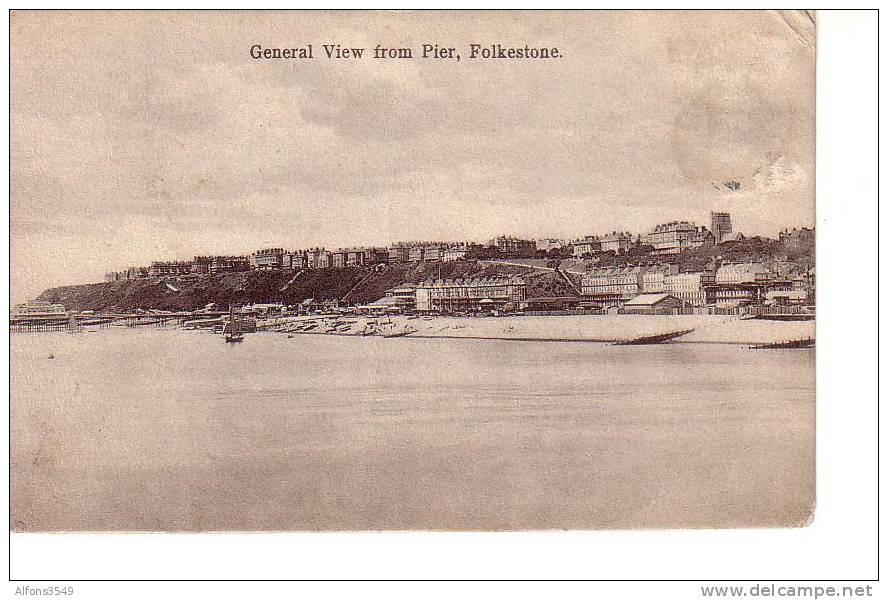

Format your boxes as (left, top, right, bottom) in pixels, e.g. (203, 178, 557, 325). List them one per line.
(749, 338, 815, 350)
(613, 329, 694, 346)
(224, 305, 244, 343)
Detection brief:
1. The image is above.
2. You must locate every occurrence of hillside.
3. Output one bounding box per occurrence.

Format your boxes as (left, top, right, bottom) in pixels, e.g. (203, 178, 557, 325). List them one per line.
(36, 260, 580, 312)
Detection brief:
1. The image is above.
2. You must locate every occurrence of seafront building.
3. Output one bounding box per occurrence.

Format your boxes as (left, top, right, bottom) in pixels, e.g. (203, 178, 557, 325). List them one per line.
(582, 263, 777, 308)
(640, 264, 676, 293)
(664, 271, 714, 306)
(704, 262, 776, 307)
(367, 285, 419, 312)
(580, 266, 644, 302)
(415, 276, 527, 313)
(715, 263, 772, 284)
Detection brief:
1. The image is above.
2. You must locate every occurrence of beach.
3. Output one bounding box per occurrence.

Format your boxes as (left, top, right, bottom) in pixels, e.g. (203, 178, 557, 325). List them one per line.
(262, 313, 815, 345)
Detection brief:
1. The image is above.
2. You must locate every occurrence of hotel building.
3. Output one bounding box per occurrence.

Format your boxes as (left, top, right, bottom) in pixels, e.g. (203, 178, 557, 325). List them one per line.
(210, 256, 250, 273)
(572, 236, 602, 257)
(249, 249, 286, 270)
(492, 236, 537, 254)
(415, 276, 527, 313)
(148, 261, 193, 277)
(600, 232, 633, 253)
(581, 266, 644, 302)
(664, 271, 714, 306)
(642, 222, 711, 255)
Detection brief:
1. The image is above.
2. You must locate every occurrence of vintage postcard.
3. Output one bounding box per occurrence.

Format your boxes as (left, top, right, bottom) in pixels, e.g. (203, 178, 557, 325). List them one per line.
(10, 10, 815, 531)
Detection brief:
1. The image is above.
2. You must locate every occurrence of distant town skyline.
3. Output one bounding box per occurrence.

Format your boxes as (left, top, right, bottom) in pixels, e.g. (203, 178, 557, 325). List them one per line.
(11, 11, 814, 302)
(35, 209, 814, 292)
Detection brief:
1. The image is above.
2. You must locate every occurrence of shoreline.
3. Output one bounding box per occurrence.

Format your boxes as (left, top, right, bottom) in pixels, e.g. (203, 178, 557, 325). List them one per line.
(259, 313, 815, 346)
(13, 313, 816, 346)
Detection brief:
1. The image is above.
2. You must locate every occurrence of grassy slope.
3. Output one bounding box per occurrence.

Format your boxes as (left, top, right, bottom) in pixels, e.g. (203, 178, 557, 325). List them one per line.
(36, 260, 578, 312)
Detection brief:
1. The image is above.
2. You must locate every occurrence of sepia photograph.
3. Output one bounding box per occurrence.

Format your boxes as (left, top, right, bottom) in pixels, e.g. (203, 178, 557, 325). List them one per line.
(8, 9, 820, 537)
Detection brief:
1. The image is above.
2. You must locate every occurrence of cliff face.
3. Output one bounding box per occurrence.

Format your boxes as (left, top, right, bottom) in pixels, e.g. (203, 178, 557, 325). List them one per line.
(36, 261, 578, 312)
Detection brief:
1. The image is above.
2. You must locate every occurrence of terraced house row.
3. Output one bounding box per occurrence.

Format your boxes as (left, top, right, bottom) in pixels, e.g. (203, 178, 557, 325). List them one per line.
(581, 262, 813, 308)
(571, 212, 733, 258)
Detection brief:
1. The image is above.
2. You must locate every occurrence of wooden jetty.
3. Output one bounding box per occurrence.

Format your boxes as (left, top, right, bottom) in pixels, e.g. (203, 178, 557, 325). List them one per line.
(613, 329, 695, 346)
(751, 314, 815, 322)
(749, 338, 815, 350)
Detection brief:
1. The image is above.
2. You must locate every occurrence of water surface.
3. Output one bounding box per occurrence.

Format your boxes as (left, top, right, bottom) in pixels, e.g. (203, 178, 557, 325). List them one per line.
(11, 327, 814, 530)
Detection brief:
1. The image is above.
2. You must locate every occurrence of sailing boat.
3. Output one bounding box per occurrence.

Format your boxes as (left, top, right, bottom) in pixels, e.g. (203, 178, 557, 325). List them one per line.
(224, 304, 244, 343)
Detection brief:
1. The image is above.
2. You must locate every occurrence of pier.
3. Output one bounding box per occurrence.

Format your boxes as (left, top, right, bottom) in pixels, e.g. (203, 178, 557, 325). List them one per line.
(9, 311, 229, 333)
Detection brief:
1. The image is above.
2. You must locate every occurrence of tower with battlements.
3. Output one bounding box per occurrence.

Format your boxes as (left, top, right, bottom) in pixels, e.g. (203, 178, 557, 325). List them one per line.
(710, 212, 732, 244)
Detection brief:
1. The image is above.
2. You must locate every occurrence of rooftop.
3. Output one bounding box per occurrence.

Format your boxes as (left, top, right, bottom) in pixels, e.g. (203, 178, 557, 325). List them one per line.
(624, 293, 675, 306)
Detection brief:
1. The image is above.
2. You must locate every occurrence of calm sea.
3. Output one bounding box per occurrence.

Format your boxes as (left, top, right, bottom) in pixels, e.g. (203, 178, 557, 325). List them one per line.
(11, 327, 814, 531)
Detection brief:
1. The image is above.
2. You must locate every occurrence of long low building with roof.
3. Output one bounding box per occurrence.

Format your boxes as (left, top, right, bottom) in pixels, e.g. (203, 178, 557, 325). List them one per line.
(619, 293, 690, 315)
(415, 276, 526, 313)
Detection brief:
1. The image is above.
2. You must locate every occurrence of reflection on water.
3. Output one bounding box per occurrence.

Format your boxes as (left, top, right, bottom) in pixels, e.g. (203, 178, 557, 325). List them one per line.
(11, 328, 814, 531)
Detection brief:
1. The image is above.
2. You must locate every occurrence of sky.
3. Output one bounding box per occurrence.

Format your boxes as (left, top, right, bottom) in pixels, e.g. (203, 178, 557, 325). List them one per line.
(10, 10, 815, 301)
